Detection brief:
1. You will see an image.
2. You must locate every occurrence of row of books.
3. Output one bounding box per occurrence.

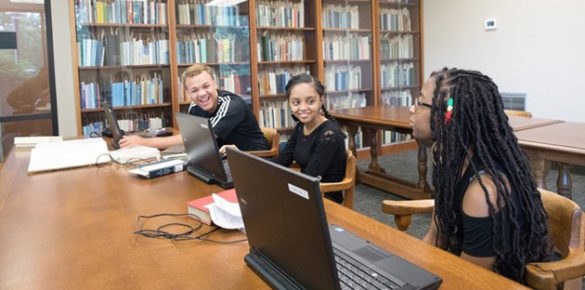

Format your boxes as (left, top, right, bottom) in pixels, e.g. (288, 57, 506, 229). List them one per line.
(176, 0, 241, 26)
(322, 5, 359, 29)
(256, 1, 305, 28)
(259, 67, 309, 95)
(77, 30, 169, 67)
(82, 115, 167, 137)
(381, 90, 413, 107)
(259, 100, 295, 129)
(324, 65, 362, 91)
(325, 93, 366, 111)
(258, 32, 304, 62)
(380, 0, 416, 3)
(323, 34, 370, 61)
(380, 8, 412, 31)
(75, 0, 167, 25)
(80, 73, 165, 109)
(176, 33, 241, 64)
(381, 34, 414, 59)
(178, 73, 251, 102)
(381, 130, 411, 145)
(381, 62, 415, 88)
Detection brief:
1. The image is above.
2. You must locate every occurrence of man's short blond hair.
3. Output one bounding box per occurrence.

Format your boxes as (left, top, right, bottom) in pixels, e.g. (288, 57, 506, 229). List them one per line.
(181, 64, 215, 89)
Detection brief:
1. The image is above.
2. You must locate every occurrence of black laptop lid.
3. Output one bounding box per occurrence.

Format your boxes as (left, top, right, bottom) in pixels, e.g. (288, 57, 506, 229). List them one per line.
(103, 103, 123, 149)
(226, 149, 340, 289)
(175, 113, 227, 181)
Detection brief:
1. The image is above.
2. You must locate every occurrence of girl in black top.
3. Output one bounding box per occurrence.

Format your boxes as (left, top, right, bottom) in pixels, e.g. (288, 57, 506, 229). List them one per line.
(409, 68, 552, 283)
(271, 74, 346, 203)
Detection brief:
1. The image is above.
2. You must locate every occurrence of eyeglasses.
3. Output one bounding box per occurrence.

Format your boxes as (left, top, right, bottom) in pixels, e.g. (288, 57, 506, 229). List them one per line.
(415, 101, 432, 109)
(412, 100, 432, 112)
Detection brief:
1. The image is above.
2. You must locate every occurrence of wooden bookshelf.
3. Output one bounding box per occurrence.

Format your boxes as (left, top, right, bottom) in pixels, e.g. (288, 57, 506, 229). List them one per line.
(69, 0, 424, 148)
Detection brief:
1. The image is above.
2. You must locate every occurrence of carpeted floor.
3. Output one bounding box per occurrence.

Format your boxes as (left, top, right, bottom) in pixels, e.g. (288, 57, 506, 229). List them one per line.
(352, 150, 585, 240)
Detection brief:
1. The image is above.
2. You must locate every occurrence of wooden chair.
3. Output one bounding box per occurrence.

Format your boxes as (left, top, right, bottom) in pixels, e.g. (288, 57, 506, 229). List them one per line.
(319, 149, 356, 209)
(505, 110, 533, 118)
(381, 189, 585, 289)
(247, 127, 280, 158)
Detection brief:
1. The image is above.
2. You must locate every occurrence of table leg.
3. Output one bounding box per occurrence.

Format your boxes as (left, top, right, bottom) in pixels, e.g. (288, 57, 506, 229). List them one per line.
(345, 125, 358, 155)
(417, 141, 430, 192)
(531, 158, 548, 190)
(367, 128, 385, 173)
(556, 162, 573, 199)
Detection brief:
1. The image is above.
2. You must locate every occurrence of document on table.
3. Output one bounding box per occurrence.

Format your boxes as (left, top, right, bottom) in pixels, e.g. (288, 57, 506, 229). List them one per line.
(27, 138, 110, 173)
(207, 193, 244, 230)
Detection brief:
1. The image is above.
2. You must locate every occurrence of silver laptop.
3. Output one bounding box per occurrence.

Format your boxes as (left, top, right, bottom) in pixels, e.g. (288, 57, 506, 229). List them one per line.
(175, 113, 232, 189)
(226, 149, 442, 290)
(103, 103, 171, 149)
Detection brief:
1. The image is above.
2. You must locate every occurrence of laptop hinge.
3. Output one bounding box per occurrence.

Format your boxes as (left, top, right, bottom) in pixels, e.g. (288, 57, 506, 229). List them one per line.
(245, 248, 304, 290)
(187, 166, 213, 184)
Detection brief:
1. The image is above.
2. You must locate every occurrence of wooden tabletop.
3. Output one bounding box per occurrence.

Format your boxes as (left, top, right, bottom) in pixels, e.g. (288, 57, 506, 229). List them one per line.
(0, 146, 527, 289)
(515, 122, 585, 155)
(331, 106, 562, 132)
(331, 106, 411, 129)
(507, 116, 564, 131)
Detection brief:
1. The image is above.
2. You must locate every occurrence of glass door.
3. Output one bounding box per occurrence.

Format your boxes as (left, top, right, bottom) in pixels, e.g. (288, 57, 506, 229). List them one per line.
(0, 0, 57, 160)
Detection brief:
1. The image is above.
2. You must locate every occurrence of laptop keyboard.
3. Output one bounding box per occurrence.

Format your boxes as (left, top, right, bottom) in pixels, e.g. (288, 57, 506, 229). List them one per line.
(221, 159, 232, 181)
(333, 247, 400, 290)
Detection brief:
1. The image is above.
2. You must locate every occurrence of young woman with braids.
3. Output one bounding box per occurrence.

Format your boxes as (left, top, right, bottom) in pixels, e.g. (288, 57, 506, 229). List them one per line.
(220, 74, 347, 203)
(409, 68, 552, 282)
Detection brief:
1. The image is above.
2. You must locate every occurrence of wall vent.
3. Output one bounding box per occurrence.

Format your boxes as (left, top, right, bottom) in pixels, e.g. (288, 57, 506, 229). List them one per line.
(500, 92, 526, 111)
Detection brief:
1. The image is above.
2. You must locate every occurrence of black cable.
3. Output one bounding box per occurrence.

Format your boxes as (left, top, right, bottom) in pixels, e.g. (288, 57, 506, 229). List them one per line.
(94, 152, 157, 167)
(134, 213, 247, 244)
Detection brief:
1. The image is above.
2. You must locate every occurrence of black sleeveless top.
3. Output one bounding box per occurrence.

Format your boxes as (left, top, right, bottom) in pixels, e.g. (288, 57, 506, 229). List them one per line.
(457, 159, 523, 257)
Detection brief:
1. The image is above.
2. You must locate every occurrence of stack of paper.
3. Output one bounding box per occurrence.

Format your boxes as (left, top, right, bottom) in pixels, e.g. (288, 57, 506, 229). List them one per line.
(14, 136, 63, 148)
(109, 145, 160, 163)
(28, 138, 109, 173)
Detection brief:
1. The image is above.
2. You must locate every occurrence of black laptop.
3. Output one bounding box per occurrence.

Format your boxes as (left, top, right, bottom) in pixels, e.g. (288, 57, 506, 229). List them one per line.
(175, 113, 233, 189)
(103, 103, 172, 149)
(226, 149, 442, 290)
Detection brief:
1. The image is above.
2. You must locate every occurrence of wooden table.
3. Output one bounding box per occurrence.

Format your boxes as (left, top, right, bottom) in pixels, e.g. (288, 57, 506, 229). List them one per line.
(0, 146, 527, 289)
(331, 106, 564, 200)
(515, 122, 585, 198)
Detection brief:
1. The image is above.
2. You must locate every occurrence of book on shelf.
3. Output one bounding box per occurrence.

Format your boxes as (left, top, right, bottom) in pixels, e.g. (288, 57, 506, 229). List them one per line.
(186, 188, 238, 226)
(129, 158, 187, 179)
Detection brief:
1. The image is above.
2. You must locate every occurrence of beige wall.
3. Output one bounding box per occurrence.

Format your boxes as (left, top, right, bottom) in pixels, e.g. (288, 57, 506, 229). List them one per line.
(423, 0, 585, 122)
(51, 0, 77, 136)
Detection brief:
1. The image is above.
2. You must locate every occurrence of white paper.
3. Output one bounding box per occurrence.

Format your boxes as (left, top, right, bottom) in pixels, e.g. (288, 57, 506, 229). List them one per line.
(28, 138, 110, 173)
(206, 193, 244, 230)
(109, 145, 160, 163)
(14, 136, 63, 148)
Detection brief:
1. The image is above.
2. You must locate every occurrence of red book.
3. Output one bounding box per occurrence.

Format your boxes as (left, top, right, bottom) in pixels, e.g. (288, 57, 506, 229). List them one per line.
(186, 189, 238, 225)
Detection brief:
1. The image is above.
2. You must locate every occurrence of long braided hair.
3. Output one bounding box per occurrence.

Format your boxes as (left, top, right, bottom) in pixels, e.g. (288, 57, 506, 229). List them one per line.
(429, 68, 552, 282)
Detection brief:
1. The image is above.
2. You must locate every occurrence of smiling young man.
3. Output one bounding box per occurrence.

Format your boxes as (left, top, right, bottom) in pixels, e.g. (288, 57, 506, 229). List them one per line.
(119, 64, 269, 151)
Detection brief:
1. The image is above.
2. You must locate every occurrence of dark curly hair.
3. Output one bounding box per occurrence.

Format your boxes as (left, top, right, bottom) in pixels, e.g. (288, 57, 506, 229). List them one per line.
(429, 68, 552, 282)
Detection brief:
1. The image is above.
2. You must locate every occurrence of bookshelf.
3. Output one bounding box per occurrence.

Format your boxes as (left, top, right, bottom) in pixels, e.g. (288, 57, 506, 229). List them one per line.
(69, 0, 423, 151)
(321, 0, 374, 149)
(378, 0, 421, 146)
(254, 0, 320, 137)
(70, 0, 172, 136)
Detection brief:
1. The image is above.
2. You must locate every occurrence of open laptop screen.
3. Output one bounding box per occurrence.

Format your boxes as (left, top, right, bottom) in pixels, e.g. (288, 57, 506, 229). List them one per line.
(226, 148, 340, 289)
(103, 103, 123, 149)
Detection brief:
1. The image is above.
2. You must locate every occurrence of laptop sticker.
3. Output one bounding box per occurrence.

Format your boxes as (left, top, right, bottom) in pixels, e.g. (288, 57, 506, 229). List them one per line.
(288, 183, 309, 199)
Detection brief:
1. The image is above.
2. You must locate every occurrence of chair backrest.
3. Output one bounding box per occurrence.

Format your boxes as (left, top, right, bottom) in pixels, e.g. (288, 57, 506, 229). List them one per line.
(505, 110, 533, 118)
(319, 149, 356, 209)
(344, 149, 356, 184)
(525, 189, 585, 290)
(247, 127, 280, 157)
(539, 189, 583, 258)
